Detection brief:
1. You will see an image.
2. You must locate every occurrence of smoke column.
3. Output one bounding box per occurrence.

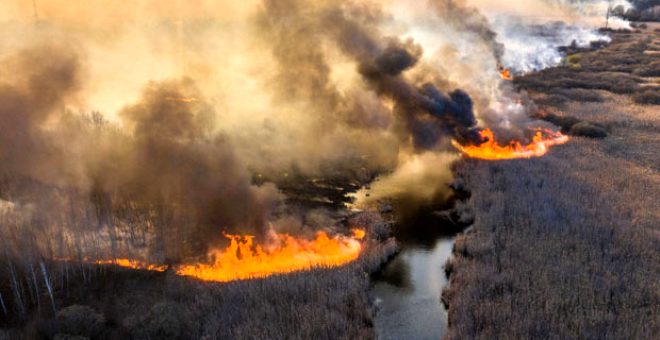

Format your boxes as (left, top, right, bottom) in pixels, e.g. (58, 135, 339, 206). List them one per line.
(0, 0, 623, 260)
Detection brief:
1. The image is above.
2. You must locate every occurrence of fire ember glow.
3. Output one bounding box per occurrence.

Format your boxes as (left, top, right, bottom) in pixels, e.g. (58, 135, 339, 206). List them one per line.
(499, 67, 513, 80)
(452, 128, 569, 160)
(94, 258, 168, 272)
(95, 229, 365, 282)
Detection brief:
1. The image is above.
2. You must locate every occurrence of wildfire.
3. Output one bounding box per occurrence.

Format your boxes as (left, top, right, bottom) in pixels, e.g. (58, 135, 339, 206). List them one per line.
(92, 229, 365, 282)
(499, 67, 513, 80)
(175, 229, 365, 282)
(95, 258, 168, 272)
(352, 228, 366, 240)
(452, 128, 569, 160)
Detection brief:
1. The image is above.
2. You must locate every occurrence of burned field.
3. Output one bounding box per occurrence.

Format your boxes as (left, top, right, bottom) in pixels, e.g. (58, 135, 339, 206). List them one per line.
(443, 24, 660, 339)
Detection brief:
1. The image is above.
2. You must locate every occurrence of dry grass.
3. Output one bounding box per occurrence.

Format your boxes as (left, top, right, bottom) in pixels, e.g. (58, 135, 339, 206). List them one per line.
(633, 88, 660, 104)
(444, 137, 660, 339)
(444, 24, 660, 340)
(0, 212, 397, 340)
(515, 69, 642, 95)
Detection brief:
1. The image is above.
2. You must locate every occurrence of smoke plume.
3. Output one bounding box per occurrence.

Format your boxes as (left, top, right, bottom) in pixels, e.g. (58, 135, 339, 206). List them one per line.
(0, 0, 625, 261)
(0, 44, 83, 182)
(117, 79, 281, 241)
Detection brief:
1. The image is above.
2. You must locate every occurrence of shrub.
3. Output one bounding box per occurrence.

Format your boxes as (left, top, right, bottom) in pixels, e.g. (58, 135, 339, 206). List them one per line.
(570, 122, 608, 138)
(537, 112, 582, 133)
(633, 89, 660, 105)
(633, 60, 660, 77)
(535, 94, 568, 107)
(515, 69, 640, 94)
(566, 53, 582, 68)
(54, 305, 105, 339)
(128, 302, 189, 340)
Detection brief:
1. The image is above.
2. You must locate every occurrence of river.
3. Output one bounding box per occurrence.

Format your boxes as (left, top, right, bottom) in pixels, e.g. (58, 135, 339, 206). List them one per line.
(371, 223, 456, 340)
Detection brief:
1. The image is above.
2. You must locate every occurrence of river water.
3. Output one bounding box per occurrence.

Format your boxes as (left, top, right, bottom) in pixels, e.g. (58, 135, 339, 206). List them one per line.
(372, 234, 455, 340)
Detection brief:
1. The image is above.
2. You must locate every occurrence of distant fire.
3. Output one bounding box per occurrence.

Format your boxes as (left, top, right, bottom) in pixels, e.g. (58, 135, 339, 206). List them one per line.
(499, 67, 513, 80)
(452, 128, 569, 160)
(95, 258, 168, 272)
(94, 229, 365, 282)
(352, 228, 366, 240)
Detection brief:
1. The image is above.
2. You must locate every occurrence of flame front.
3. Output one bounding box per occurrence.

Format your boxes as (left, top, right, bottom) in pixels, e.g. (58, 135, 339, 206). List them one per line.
(175, 230, 364, 282)
(95, 258, 168, 272)
(452, 128, 569, 160)
(93, 230, 364, 282)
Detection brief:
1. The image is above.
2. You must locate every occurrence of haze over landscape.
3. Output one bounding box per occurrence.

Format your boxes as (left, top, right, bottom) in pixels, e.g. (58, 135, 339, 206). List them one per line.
(0, 0, 658, 339)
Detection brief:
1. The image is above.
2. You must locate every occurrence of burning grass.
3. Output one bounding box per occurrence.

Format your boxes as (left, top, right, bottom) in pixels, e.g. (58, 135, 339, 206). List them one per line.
(451, 128, 569, 160)
(175, 229, 365, 282)
(0, 212, 397, 339)
(93, 229, 367, 283)
(94, 259, 168, 272)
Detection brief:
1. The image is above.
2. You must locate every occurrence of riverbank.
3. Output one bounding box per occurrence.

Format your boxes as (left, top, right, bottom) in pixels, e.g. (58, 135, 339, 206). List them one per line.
(372, 236, 454, 340)
(369, 187, 474, 339)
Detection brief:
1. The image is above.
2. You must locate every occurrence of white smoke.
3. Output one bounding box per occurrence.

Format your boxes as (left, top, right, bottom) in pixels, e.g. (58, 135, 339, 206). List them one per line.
(496, 19, 610, 73)
(467, 0, 633, 73)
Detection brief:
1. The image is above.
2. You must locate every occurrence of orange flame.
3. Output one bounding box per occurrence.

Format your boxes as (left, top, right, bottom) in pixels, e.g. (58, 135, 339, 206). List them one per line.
(93, 230, 364, 282)
(452, 128, 569, 160)
(95, 258, 168, 272)
(352, 228, 366, 240)
(500, 68, 513, 80)
(175, 230, 364, 282)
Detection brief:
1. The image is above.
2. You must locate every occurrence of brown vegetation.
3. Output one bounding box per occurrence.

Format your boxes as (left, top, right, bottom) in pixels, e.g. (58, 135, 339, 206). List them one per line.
(444, 22, 660, 340)
(633, 88, 660, 104)
(569, 122, 608, 138)
(0, 212, 397, 339)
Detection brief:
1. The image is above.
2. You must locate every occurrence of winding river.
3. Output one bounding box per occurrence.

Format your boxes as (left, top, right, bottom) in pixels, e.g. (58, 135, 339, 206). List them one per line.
(371, 219, 457, 340)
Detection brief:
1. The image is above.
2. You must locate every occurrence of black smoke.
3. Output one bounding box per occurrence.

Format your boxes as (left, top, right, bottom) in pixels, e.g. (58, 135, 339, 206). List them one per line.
(359, 42, 483, 147)
(323, 8, 484, 147)
(0, 44, 281, 261)
(258, 0, 486, 149)
(0, 44, 83, 181)
(116, 79, 280, 245)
